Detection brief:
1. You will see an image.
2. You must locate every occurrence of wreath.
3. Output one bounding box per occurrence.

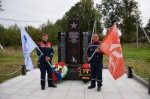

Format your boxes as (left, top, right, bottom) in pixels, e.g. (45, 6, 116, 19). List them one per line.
(52, 62, 68, 82)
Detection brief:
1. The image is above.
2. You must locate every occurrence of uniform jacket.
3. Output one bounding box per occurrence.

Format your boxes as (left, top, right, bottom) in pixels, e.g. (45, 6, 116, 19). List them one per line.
(37, 41, 54, 63)
(87, 41, 103, 63)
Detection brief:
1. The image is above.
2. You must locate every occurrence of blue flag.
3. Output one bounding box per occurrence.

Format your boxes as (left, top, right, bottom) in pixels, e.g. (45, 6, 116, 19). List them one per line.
(20, 27, 37, 70)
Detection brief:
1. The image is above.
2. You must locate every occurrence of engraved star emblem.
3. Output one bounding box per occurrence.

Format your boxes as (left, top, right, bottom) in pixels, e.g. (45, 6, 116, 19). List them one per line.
(70, 22, 77, 29)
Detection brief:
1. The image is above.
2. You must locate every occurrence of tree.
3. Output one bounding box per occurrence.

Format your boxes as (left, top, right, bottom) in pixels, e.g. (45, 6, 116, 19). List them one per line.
(120, 0, 141, 42)
(25, 25, 41, 44)
(0, 24, 5, 45)
(60, 0, 101, 33)
(145, 19, 150, 32)
(100, 0, 121, 29)
(100, 0, 141, 42)
(0, 0, 4, 12)
(3, 24, 20, 46)
(40, 20, 57, 45)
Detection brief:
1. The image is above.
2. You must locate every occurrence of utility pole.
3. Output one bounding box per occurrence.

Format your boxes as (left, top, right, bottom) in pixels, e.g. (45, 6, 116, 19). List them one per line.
(136, 20, 138, 45)
(141, 25, 150, 43)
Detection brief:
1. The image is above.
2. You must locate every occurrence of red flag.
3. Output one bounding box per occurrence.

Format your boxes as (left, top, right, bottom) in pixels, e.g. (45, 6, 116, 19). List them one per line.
(99, 24, 124, 80)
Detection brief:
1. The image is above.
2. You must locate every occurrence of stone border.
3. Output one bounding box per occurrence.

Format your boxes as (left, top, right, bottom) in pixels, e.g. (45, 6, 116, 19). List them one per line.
(125, 68, 150, 94)
(125, 68, 148, 87)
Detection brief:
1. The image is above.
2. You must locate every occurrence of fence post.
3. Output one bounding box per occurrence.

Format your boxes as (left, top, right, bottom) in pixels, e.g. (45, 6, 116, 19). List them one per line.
(148, 77, 150, 94)
(22, 65, 26, 75)
(128, 67, 133, 78)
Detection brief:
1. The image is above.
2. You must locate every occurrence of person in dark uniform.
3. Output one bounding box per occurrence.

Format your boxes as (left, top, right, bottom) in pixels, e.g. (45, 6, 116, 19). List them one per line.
(37, 33, 57, 90)
(87, 34, 104, 91)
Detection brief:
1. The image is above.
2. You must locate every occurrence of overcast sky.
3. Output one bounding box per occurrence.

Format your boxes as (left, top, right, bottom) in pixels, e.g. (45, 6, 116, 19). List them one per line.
(0, 0, 150, 28)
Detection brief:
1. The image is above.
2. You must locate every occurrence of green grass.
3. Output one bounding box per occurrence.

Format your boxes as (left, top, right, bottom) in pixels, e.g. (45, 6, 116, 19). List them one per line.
(122, 43, 150, 81)
(0, 43, 150, 83)
(0, 46, 58, 83)
(0, 47, 24, 83)
(103, 43, 150, 81)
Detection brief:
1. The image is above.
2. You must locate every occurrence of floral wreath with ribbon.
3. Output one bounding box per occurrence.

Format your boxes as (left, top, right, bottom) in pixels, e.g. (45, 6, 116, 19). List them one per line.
(52, 62, 68, 82)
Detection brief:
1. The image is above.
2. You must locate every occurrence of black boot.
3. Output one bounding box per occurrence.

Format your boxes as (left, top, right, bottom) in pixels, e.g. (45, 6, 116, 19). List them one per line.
(41, 86, 45, 90)
(88, 85, 95, 89)
(48, 83, 57, 88)
(48, 79, 57, 88)
(97, 86, 101, 91)
(41, 79, 45, 89)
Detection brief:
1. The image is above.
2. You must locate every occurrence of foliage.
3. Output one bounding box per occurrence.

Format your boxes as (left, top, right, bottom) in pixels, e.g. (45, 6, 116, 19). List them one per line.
(0, 0, 4, 12)
(25, 25, 41, 44)
(59, 0, 103, 34)
(0, 0, 146, 46)
(120, 0, 141, 42)
(40, 20, 58, 45)
(100, 0, 141, 42)
(145, 19, 150, 32)
(0, 24, 5, 45)
(0, 24, 42, 47)
(0, 24, 20, 46)
(100, 0, 121, 28)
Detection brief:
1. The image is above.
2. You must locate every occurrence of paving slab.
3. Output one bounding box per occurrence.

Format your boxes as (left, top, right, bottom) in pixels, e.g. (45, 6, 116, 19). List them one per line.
(0, 69, 150, 99)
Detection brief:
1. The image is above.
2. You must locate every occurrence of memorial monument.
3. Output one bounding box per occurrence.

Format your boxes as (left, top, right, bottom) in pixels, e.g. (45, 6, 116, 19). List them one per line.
(58, 20, 91, 80)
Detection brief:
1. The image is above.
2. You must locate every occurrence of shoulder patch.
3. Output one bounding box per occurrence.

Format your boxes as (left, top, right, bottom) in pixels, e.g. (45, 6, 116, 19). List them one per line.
(46, 42, 52, 48)
(38, 41, 45, 47)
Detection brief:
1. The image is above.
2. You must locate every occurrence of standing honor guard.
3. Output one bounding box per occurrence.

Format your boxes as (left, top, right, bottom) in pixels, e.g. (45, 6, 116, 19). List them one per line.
(87, 34, 104, 91)
(37, 33, 57, 90)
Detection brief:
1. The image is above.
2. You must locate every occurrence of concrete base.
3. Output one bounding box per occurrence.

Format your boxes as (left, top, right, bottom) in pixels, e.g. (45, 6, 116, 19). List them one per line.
(64, 67, 81, 80)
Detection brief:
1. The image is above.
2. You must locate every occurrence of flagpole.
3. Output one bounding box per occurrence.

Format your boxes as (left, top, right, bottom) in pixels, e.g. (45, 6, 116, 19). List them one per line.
(36, 46, 53, 68)
(90, 50, 96, 59)
(91, 20, 96, 42)
(90, 47, 101, 60)
(89, 20, 99, 60)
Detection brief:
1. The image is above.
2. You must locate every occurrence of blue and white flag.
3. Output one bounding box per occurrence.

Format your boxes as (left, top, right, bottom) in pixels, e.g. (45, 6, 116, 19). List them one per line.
(20, 27, 37, 70)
